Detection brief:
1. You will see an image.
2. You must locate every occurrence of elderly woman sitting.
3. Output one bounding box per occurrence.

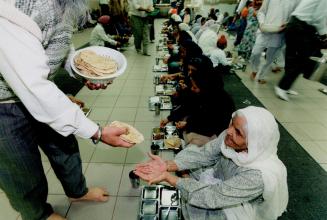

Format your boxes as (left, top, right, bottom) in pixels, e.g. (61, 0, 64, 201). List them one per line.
(135, 106, 288, 220)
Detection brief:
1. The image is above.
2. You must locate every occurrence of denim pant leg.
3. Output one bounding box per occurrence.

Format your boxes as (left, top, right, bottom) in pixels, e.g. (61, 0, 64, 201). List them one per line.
(35, 120, 87, 199)
(0, 103, 53, 220)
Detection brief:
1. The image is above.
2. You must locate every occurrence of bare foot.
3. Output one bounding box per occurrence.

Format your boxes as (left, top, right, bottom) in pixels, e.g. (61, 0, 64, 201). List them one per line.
(250, 72, 256, 80)
(47, 213, 66, 220)
(272, 67, 282, 73)
(258, 79, 267, 84)
(70, 187, 109, 202)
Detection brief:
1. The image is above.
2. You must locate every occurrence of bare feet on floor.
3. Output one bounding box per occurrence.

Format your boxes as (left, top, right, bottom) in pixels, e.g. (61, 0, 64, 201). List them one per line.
(70, 187, 109, 202)
(47, 213, 66, 220)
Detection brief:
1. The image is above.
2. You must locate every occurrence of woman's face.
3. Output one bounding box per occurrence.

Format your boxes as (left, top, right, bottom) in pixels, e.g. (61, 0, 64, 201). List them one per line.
(179, 46, 187, 58)
(224, 116, 248, 152)
(187, 64, 197, 76)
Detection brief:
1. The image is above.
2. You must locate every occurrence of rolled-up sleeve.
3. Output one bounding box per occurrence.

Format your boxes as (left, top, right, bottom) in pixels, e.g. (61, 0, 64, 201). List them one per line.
(174, 134, 225, 170)
(0, 18, 98, 138)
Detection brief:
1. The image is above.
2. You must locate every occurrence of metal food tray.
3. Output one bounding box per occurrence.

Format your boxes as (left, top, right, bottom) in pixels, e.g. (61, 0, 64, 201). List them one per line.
(151, 126, 184, 151)
(138, 185, 182, 220)
(148, 96, 172, 111)
(155, 85, 176, 96)
(153, 65, 168, 72)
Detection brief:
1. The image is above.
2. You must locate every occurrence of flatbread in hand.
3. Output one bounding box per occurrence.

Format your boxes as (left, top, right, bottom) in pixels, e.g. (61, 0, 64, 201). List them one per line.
(110, 121, 144, 144)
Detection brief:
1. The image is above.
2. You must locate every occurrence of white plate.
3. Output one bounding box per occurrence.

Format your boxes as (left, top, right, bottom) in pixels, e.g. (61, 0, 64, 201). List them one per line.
(70, 46, 127, 84)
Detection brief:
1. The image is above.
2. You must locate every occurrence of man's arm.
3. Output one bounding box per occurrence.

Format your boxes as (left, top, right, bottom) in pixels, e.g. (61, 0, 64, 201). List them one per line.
(0, 18, 98, 138)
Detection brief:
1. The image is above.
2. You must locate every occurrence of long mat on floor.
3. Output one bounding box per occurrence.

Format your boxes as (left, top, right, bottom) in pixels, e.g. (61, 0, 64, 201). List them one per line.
(223, 73, 327, 220)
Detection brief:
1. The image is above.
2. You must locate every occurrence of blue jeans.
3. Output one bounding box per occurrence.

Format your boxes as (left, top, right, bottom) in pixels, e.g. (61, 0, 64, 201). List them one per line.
(0, 103, 87, 220)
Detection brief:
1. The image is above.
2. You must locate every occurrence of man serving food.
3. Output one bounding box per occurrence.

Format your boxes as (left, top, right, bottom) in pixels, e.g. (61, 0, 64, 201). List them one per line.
(0, 1, 139, 220)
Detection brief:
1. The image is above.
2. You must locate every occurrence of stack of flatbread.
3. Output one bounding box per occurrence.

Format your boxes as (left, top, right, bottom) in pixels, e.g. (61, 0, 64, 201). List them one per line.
(74, 50, 118, 77)
(110, 121, 144, 144)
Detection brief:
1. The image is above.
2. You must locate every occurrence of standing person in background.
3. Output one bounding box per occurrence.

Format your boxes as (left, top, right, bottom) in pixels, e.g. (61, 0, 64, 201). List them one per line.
(0, 1, 134, 220)
(148, 0, 158, 43)
(99, 0, 109, 16)
(249, 0, 298, 84)
(130, 0, 154, 55)
(237, 0, 262, 61)
(233, 0, 251, 46)
(275, 0, 327, 101)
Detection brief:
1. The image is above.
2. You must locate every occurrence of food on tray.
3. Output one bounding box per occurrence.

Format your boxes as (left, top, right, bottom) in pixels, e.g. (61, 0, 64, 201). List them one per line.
(153, 128, 165, 140)
(74, 50, 118, 77)
(164, 136, 181, 149)
(110, 121, 144, 144)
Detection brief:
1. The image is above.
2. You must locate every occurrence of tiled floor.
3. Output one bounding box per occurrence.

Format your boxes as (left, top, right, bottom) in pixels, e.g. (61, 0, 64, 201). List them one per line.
(1, 15, 327, 220)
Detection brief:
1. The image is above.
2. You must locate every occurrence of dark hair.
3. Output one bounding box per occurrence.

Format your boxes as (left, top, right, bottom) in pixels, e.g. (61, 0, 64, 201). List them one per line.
(178, 31, 193, 45)
(194, 14, 202, 21)
(179, 40, 203, 59)
(188, 55, 224, 91)
(184, 8, 191, 14)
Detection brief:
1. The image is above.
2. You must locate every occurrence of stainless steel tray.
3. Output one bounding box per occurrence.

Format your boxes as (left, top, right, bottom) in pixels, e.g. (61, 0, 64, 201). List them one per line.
(148, 96, 172, 111)
(138, 185, 182, 220)
(151, 126, 184, 151)
(155, 85, 176, 96)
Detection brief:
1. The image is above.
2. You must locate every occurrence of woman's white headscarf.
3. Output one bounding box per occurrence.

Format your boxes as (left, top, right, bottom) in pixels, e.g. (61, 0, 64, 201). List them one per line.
(221, 106, 288, 220)
(197, 23, 220, 56)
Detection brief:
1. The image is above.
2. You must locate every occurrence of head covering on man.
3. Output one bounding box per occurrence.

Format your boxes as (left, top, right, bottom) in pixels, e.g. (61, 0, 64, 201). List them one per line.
(221, 106, 288, 219)
(217, 35, 227, 49)
(98, 15, 110, 25)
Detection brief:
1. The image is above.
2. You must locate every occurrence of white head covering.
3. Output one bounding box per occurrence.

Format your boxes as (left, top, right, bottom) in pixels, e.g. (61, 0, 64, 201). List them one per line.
(171, 14, 182, 22)
(195, 19, 216, 39)
(221, 106, 288, 220)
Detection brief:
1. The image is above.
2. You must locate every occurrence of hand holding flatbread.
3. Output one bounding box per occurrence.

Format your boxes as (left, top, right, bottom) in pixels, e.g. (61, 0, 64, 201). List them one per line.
(110, 121, 144, 144)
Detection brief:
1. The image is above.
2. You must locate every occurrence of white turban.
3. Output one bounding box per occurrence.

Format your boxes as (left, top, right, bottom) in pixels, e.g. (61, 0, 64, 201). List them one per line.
(171, 14, 182, 22)
(221, 106, 288, 220)
(178, 22, 190, 31)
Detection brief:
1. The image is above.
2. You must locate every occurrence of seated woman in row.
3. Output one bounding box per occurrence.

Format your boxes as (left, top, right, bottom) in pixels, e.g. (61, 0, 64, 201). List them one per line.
(136, 106, 288, 220)
(161, 55, 235, 146)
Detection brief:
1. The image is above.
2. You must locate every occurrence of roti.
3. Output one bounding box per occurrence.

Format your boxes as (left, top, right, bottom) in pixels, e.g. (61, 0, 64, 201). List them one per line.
(74, 50, 118, 77)
(110, 121, 144, 144)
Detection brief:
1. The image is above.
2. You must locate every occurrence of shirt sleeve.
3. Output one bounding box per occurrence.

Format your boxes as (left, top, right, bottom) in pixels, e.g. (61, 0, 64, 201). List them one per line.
(97, 25, 117, 46)
(0, 18, 98, 138)
(257, 0, 268, 25)
(176, 168, 264, 209)
(132, 0, 141, 9)
(174, 134, 225, 170)
(313, 1, 327, 35)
